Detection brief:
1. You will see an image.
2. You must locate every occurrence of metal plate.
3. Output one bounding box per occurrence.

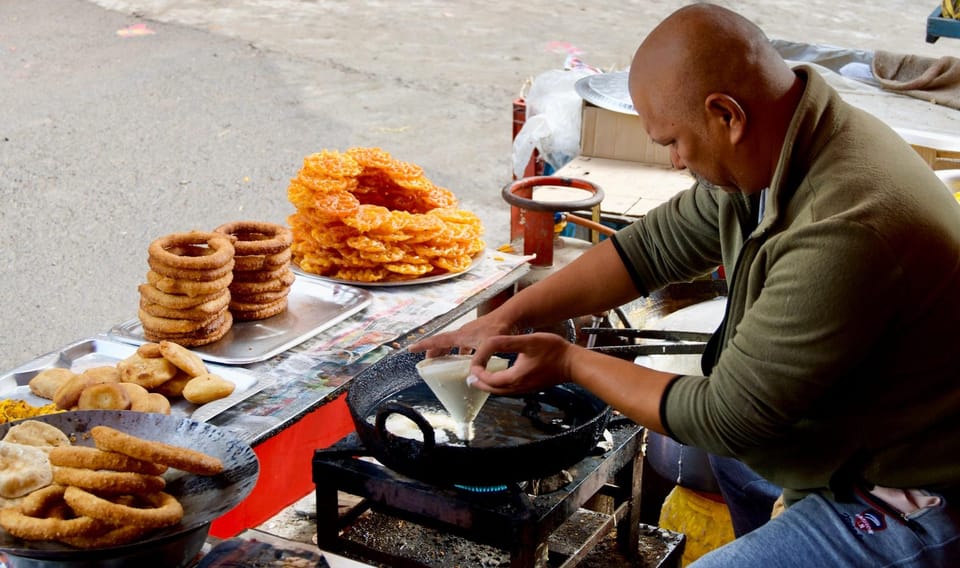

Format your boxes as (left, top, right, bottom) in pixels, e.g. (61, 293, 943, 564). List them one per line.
(108, 276, 372, 365)
(292, 253, 483, 288)
(574, 71, 636, 114)
(0, 338, 269, 423)
(0, 410, 258, 564)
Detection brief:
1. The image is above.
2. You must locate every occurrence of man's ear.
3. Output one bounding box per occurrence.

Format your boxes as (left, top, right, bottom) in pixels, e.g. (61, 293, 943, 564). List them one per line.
(704, 93, 746, 145)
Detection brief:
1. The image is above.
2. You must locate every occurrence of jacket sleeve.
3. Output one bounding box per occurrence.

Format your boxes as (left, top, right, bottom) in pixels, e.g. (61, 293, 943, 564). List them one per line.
(611, 182, 725, 294)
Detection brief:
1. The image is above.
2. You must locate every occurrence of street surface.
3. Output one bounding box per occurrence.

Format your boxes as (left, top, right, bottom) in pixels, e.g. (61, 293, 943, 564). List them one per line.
(1, 0, 956, 370)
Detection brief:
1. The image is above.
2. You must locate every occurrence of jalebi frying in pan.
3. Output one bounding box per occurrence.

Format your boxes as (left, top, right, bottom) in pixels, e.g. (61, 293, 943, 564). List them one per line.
(287, 147, 484, 283)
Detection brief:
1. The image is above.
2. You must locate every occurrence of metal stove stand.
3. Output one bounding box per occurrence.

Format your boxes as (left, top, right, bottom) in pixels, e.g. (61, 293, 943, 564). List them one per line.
(313, 420, 664, 567)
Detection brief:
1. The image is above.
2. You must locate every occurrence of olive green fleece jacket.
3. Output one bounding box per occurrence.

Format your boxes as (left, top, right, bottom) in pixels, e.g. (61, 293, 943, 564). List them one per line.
(612, 66, 960, 503)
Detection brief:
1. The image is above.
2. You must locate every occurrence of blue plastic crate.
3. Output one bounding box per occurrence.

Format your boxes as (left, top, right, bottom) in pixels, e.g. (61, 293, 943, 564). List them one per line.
(927, 4, 960, 43)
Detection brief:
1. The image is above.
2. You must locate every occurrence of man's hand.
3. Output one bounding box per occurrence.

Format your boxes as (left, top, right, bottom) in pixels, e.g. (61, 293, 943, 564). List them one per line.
(466, 332, 574, 395)
(407, 313, 516, 358)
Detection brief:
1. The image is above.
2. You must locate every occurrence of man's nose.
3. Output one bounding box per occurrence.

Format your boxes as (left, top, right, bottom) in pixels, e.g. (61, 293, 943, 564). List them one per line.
(670, 147, 686, 170)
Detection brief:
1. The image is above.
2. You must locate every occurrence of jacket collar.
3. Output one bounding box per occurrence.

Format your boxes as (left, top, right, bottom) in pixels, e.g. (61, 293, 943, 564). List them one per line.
(759, 65, 844, 233)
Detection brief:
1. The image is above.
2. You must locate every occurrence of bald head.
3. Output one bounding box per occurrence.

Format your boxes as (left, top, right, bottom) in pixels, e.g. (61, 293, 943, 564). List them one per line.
(628, 3, 802, 192)
(632, 4, 792, 117)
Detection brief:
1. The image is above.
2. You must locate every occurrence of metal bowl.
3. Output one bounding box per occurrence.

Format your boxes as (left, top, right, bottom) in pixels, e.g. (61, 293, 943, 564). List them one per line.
(0, 410, 259, 568)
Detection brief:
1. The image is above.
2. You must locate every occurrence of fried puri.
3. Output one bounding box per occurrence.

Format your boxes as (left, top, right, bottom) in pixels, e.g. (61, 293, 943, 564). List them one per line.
(117, 352, 179, 389)
(182, 373, 235, 405)
(28, 368, 76, 400)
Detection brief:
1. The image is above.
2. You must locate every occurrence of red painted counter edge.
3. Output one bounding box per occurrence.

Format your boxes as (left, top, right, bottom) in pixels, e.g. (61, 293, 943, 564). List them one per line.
(209, 392, 354, 537)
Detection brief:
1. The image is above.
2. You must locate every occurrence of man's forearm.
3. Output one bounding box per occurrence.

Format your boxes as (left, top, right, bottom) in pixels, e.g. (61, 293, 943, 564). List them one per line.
(495, 240, 641, 331)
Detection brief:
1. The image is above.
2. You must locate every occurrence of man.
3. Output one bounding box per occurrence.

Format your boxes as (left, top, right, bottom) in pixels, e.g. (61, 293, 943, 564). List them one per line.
(410, 3, 960, 566)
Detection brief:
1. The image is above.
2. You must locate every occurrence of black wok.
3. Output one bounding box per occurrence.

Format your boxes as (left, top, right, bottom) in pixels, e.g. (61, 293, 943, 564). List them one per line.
(345, 350, 611, 486)
(0, 410, 259, 568)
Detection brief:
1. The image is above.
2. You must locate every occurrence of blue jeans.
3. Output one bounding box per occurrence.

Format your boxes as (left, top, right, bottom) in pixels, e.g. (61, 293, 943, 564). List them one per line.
(708, 454, 782, 536)
(690, 490, 960, 567)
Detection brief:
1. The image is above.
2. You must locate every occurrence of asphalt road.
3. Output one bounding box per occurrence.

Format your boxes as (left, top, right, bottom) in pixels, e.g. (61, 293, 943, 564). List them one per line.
(1, 0, 955, 371)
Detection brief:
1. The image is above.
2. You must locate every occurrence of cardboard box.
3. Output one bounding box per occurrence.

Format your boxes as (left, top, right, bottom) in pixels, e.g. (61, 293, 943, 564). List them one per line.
(579, 102, 673, 166)
(552, 101, 694, 222)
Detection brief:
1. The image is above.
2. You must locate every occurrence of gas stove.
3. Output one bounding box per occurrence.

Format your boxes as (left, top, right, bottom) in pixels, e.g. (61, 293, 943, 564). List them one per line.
(312, 419, 679, 567)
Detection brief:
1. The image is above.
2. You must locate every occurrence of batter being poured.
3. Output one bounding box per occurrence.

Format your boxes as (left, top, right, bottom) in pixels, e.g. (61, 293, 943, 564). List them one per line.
(415, 355, 509, 440)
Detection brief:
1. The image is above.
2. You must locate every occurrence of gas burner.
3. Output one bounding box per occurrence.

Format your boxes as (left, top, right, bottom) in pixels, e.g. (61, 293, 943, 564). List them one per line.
(313, 420, 647, 567)
(453, 483, 510, 493)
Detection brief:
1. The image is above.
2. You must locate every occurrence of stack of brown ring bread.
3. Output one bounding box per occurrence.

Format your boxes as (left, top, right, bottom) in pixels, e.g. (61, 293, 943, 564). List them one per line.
(214, 221, 294, 321)
(139, 231, 235, 346)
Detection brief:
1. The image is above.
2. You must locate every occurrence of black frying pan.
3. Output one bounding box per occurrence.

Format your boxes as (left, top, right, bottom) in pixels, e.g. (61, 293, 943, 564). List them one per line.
(345, 350, 611, 486)
(0, 410, 259, 568)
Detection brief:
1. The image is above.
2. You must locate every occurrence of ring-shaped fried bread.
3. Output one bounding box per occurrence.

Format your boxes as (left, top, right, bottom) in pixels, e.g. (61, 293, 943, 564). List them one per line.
(147, 232, 235, 271)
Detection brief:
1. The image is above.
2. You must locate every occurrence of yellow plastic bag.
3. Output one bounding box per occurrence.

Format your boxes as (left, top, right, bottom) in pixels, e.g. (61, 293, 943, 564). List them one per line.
(658, 486, 736, 566)
(945, 0, 960, 20)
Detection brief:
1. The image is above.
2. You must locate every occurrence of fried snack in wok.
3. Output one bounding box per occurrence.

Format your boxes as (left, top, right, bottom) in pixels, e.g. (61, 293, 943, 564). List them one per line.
(0, 441, 53, 499)
(58, 523, 151, 549)
(0, 504, 103, 541)
(91, 425, 224, 476)
(52, 467, 166, 495)
(0, 423, 217, 549)
(49, 446, 168, 476)
(3, 420, 71, 450)
(287, 147, 484, 283)
(64, 486, 183, 531)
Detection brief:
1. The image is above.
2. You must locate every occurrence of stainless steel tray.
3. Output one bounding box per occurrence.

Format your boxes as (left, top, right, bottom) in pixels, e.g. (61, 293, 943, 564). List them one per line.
(291, 252, 483, 288)
(109, 276, 372, 365)
(575, 71, 635, 114)
(0, 337, 271, 423)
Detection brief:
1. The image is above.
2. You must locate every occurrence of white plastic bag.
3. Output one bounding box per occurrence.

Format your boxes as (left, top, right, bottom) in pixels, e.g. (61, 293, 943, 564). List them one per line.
(512, 68, 595, 178)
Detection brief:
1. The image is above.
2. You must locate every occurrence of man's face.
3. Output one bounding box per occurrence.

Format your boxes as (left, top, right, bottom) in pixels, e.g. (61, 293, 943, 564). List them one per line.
(631, 88, 736, 192)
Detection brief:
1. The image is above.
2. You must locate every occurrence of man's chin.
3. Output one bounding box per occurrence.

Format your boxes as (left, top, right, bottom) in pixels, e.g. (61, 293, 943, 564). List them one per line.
(692, 174, 738, 193)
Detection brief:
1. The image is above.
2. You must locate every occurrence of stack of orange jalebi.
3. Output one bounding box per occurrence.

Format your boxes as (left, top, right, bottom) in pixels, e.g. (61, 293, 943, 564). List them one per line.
(214, 220, 294, 321)
(287, 147, 485, 283)
(138, 231, 235, 346)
